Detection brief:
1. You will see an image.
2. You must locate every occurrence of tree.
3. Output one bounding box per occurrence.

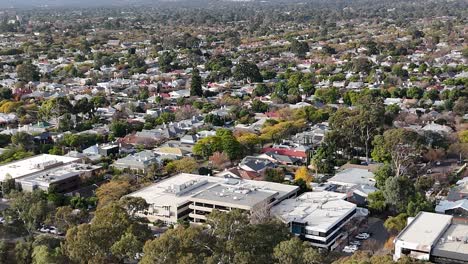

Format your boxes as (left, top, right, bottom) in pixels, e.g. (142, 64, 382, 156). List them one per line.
(372, 128, 421, 178)
(406, 192, 433, 216)
(460, 130, 468, 144)
(166, 157, 198, 174)
(294, 167, 313, 185)
(374, 164, 394, 189)
(314, 87, 339, 104)
(0, 241, 7, 264)
(236, 133, 260, 153)
(383, 176, 415, 213)
(17, 62, 40, 82)
(119, 196, 148, 218)
(95, 181, 132, 208)
(384, 213, 408, 235)
(209, 151, 231, 170)
(273, 237, 322, 264)
(453, 97, 468, 115)
(290, 40, 309, 58)
(193, 136, 223, 158)
(111, 231, 144, 261)
(64, 203, 151, 264)
(368, 190, 386, 213)
(110, 120, 130, 138)
(233, 61, 263, 83)
(54, 206, 88, 233)
(15, 241, 33, 264)
(407, 87, 423, 99)
(251, 99, 268, 113)
(4, 190, 52, 235)
(158, 52, 175, 73)
(264, 168, 285, 183)
(11, 132, 35, 151)
(219, 131, 242, 160)
(32, 245, 61, 264)
(141, 226, 211, 264)
(190, 69, 203, 97)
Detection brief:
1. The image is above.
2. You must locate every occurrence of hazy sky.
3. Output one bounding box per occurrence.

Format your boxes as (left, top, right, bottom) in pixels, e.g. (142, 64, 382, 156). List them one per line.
(0, 0, 151, 8)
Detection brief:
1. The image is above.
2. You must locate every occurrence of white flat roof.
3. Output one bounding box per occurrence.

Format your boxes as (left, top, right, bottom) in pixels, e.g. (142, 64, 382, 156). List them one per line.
(327, 168, 375, 186)
(127, 173, 298, 208)
(396, 212, 452, 247)
(0, 154, 80, 181)
(271, 191, 356, 233)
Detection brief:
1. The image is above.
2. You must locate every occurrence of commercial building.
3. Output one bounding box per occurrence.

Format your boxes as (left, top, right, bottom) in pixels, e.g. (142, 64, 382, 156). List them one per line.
(393, 212, 468, 263)
(271, 191, 360, 250)
(126, 173, 299, 224)
(0, 154, 80, 182)
(17, 163, 101, 193)
(0, 154, 100, 193)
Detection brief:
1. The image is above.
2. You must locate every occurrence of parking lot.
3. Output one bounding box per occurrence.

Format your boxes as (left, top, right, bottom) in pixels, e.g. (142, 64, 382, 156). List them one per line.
(340, 217, 389, 254)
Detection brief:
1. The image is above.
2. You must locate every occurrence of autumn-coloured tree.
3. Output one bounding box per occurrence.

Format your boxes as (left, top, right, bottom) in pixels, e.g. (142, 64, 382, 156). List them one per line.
(294, 166, 313, 185)
(209, 151, 231, 170)
(95, 180, 132, 208)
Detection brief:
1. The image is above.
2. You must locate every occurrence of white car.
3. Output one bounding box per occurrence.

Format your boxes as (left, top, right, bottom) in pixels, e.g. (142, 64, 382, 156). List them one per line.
(39, 227, 50, 233)
(349, 240, 361, 246)
(342, 246, 357, 253)
(355, 233, 370, 240)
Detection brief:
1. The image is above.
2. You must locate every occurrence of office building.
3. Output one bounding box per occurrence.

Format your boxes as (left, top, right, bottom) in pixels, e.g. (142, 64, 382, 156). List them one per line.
(126, 173, 299, 224)
(271, 191, 359, 250)
(393, 212, 468, 263)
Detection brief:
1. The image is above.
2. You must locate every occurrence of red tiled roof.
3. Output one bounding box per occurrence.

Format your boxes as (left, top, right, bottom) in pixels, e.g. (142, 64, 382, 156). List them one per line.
(261, 147, 307, 158)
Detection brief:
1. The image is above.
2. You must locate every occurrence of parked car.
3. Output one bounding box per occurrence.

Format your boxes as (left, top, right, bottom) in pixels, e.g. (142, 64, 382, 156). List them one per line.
(39, 226, 50, 233)
(349, 240, 361, 246)
(355, 232, 370, 240)
(342, 246, 357, 253)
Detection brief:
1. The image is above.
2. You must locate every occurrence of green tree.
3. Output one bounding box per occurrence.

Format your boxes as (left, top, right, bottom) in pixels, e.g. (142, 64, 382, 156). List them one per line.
(15, 241, 33, 264)
(368, 190, 387, 213)
(11, 132, 35, 151)
(141, 226, 210, 264)
(0, 241, 7, 264)
(17, 62, 40, 82)
(384, 213, 408, 235)
(190, 69, 203, 97)
(4, 190, 52, 234)
(54, 206, 88, 233)
(372, 128, 421, 178)
(165, 157, 198, 174)
(273, 237, 322, 264)
(64, 203, 151, 264)
(383, 176, 415, 213)
(290, 40, 309, 58)
(193, 136, 223, 158)
(251, 99, 268, 113)
(374, 164, 394, 189)
(407, 87, 424, 99)
(111, 231, 143, 262)
(110, 120, 130, 138)
(233, 61, 263, 83)
(119, 196, 149, 218)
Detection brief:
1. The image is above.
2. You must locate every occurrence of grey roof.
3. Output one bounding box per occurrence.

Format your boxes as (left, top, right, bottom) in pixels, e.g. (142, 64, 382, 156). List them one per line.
(240, 156, 276, 172)
(327, 168, 375, 186)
